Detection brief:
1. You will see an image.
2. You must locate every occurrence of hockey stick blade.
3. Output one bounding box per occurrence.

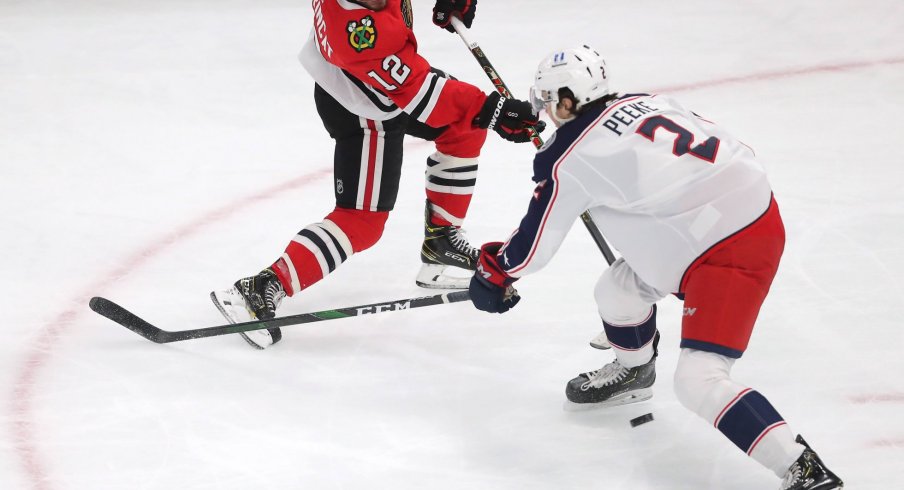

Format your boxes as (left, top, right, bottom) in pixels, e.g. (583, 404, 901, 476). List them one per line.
(89, 291, 471, 344)
(90, 296, 168, 343)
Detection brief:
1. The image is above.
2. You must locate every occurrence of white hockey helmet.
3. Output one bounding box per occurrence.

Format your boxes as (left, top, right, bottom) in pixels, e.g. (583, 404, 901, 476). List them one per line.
(530, 45, 609, 114)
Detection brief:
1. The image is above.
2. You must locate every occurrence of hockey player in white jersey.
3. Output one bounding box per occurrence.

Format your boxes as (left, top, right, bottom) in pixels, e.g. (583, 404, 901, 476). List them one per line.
(467, 45, 843, 489)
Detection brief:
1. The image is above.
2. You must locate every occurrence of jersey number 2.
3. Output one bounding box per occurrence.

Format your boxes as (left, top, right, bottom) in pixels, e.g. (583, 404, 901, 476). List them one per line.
(636, 115, 720, 163)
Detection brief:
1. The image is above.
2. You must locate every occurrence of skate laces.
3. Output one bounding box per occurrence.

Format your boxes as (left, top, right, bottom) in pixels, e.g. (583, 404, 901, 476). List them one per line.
(581, 360, 629, 390)
(780, 461, 803, 489)
(448, 227, 477, 258)
(263, 277, 285, 310)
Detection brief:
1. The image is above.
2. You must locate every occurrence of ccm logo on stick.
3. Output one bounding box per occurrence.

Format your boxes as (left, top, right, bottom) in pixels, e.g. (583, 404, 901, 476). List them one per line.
(357, 302, 411, 315)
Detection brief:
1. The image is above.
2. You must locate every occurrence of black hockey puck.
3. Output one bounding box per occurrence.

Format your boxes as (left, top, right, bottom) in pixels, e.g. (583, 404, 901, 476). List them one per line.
(630, 413, 654, 427)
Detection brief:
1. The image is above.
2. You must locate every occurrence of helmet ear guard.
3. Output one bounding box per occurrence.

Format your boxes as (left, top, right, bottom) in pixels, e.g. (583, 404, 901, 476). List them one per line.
(531, 45, 609, 113)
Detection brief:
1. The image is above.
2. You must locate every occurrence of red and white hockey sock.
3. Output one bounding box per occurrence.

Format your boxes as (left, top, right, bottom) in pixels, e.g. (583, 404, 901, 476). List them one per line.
(425, 151, 477, 226)
(271, 208, 388, 296)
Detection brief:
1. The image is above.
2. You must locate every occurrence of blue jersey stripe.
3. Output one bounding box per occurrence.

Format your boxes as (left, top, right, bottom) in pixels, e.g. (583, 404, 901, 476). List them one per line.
(680, 339, 744, 359)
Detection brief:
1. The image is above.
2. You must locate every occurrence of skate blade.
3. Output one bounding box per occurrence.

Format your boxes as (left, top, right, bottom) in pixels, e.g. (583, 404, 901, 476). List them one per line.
(209, 289, 253, 324)
(239, 330, 276, 350)
(210, 290, 273, 350)
(415, 263, 470, 290)
(563, 388, 653, 412)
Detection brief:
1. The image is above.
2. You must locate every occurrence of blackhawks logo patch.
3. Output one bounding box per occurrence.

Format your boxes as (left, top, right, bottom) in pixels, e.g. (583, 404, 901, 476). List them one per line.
(401, 0, 413, 28)
(347, 16, 377, 52)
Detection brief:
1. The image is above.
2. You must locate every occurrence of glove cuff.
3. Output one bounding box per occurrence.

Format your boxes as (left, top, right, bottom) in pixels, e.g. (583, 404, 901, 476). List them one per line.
(476, 242, 516, 288)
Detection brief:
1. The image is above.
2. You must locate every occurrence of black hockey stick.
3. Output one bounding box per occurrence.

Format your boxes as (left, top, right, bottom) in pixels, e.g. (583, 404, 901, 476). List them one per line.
(89, 290, 470, 344)
(450, 17, 616, 265)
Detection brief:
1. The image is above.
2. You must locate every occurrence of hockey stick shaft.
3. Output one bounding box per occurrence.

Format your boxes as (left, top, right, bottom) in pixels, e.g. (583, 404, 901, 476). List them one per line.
(89, 290, 470, 344)
(450, 17, 616, 265)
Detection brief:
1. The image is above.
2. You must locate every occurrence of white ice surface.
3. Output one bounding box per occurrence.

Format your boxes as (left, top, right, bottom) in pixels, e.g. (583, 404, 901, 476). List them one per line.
(2, 1, 903, 489)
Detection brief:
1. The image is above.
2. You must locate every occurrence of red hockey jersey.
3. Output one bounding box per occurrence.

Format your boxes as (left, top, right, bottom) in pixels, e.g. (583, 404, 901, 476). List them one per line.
(310, 0, 487, 130)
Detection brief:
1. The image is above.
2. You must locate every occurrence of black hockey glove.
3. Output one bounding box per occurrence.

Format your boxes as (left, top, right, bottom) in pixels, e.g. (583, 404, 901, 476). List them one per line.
(475, 92, 546, 143)
(469, 242, 521, 314)
(433, 0, 477, 32)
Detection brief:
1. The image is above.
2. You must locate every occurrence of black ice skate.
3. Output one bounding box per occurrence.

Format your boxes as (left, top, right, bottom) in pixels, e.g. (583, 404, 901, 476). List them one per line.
(566, 333, 659, 407)
(210, 268, 286, 349)
(780, 435, 844, 490)
(416, 202, 479, 289)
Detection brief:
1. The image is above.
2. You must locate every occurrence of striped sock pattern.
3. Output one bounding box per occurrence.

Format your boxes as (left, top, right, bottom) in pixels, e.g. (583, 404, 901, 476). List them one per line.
(425, 152, 477, 227)
(279, 219, 354, 295)
(603, 306, 657, 367)
(714, 388, 787, 456)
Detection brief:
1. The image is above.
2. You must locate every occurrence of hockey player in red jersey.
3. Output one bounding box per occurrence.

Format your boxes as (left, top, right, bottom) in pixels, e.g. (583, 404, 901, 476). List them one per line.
(467, 45, 843, 489)
(211, 0, 542, 349)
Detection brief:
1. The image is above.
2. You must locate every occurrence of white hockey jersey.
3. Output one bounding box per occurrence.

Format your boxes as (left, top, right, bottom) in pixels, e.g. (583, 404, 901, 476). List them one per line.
(499, 94, 773, 293)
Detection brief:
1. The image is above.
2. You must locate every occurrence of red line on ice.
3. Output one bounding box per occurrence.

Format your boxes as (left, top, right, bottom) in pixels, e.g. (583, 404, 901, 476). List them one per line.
(9, 169, 330, 490)
(10, 55, 904, 490)
(652, 56, 904, 93)
(867, 437, 904, 448)
(848, 393, 904, 404)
